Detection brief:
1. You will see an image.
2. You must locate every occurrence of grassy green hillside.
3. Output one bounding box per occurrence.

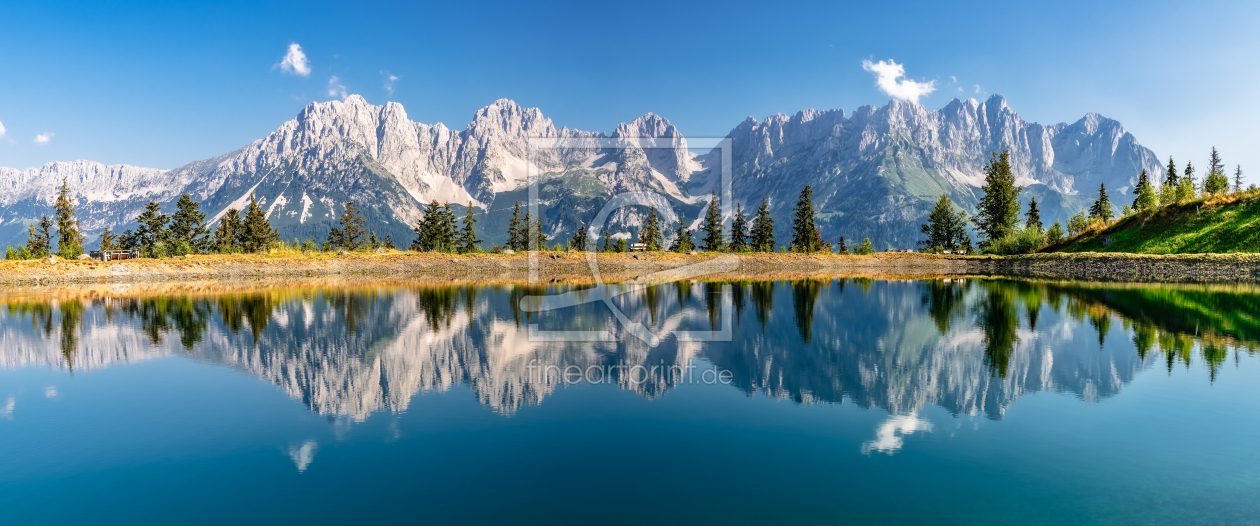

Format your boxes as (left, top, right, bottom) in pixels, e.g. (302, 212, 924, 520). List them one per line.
(1047, 189, 1260, 254)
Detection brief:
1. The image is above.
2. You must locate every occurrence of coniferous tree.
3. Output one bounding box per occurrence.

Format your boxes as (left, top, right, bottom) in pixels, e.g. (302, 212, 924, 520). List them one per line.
(790, 185, 823, 252)
(53, 176, 84, 258)
(1235, 165, 1245, 194)
(383, 234, 395, 250)
(570, 224, 589, 251)
(750, 196, 775, 252)
(1134, 170, 1158, 211)
(836, 236, 848, 255)
(700, 192, 725, 252)
(1139, 170, 1154, 209)
(329, 201, 367, 250)
(213, 209, 244, 253)
(411, 200, 441, 251)
(530, 215, 547, 251)
(241, 194, 279, 253)
(367, 231, 381, 250)
(442, 203, 459, 251)
(169, 194, 210, 253)
(134, 201, 169, 257)
(1177, 161, 1197, 202)
(98, 227, 117, 251)
(671, 222, 694, 253)
(1203, 147, 1230, 195)
(919, 194, 969, 252)
(601, 228, 611, 252)
(856, 238, 874, 256)
(118, 228, 138, 251)
(27, 217, 52, 257)
(458, 202, 482, 253)
(1161, 158, 1179, 205)
(640, 208, 663, 251)
(729, 203, 749, 252)
(973, 150, 1021, 248)
(1088, 183, 1113, 222)
(1024, 196, 1043, 233)
(507, 201, 524, 251)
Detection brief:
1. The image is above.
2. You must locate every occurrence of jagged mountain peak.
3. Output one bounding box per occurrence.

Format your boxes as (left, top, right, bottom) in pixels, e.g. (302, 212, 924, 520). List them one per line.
(612, 112, 680, 138)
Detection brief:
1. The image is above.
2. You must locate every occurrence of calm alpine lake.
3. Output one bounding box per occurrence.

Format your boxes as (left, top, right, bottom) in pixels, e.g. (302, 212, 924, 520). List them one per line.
(3, 278, 1259, 525)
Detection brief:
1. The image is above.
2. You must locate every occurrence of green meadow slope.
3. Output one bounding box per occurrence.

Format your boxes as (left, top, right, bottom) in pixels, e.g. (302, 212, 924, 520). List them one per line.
(1048, 189, 1260, 254)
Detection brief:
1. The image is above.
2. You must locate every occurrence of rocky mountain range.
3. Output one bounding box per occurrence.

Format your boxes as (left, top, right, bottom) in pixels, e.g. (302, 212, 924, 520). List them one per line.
(0, 94, 1162, 249)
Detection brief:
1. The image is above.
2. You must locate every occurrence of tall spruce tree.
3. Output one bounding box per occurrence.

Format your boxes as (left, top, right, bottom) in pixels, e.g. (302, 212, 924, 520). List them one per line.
(700, 192, 725, 251)
(1132, 170, 1156, 211)
(441, 204, 459, 251)
(1161, 157, 1179, 205)
(671, 223, 694, 253)
(1236, 165, 1245, 194)
(53, 177, 84, 258)
(412, 200, 440, 251)
(1025, 196, 1043, 232)
(790, 185, 822, 252)
(531, 215, 547, 250)
(169, 194, 210, 253)
(329, 201, 367, 250)
(1089, 183, 1113, 222)
(213, 209, 244, 253)
(601, 228, 611, 252)
(134, 201, 169, 257)
(750, 196, 775, 252)
(27, 217, 52, 257)
(919, 194, 969, 252)
(973, 150, 1021, 248)
(836, 236, 849, 255)
(457, 202, 482, 253)
(1135, 169, 1159, 211)
(1203, 147, 1230, 195)
(241, 194, 278, 253)
(507, 202, 524, 251)
(729, 203, 749, 251)
(640, 208, 663, 251)
(1177, 161, 1197, 202)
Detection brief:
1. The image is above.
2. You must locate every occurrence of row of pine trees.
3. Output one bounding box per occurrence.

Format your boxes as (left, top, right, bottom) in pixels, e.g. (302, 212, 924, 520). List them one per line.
(921, 147, 1253, 255)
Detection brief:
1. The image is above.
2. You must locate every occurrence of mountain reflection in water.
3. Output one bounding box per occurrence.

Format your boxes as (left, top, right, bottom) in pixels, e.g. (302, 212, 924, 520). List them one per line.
(2, 278, 1257, 422)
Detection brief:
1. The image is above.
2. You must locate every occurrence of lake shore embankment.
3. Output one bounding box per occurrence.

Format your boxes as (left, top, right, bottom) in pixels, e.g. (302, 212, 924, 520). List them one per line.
(0, 251, 1257, 288)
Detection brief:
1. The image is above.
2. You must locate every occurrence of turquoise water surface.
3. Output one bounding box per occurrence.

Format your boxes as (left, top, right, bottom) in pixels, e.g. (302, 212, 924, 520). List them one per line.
(2, 278, 1259, 525)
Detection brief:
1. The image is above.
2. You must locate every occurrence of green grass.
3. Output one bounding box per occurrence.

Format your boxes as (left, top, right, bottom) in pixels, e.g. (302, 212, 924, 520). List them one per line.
(1048, 189, 1260, 254)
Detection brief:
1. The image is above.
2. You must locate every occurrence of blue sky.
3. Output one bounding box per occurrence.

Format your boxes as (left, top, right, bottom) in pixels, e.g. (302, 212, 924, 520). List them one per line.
(2, 0, 1259, 184)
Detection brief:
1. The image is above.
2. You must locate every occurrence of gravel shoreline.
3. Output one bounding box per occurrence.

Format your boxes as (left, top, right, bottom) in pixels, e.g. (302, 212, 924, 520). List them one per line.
(1, 251, 1257, 287)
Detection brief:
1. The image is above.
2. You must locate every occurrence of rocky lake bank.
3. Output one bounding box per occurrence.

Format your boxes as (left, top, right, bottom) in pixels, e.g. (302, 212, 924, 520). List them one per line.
(1, 251, 1258, 289)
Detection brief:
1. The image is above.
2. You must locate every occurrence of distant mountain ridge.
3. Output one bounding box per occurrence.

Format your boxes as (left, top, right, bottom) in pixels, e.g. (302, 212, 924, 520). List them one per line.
(0, 94, 1161, 249)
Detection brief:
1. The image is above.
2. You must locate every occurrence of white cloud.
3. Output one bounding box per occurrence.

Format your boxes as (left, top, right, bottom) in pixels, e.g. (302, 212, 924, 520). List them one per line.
(949, 76, 957, 83)
(861, 413, 933, 455)
(277, 43, 311, 76)
(974, 84, 984, 94)
(861, 59, 936, 104)
(327, 76, 347, 100)
(288, 440, 318, 472)
(34, 132, 54, 144)
(382, 71, 399, 95)
(0, 119, 6, 137)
